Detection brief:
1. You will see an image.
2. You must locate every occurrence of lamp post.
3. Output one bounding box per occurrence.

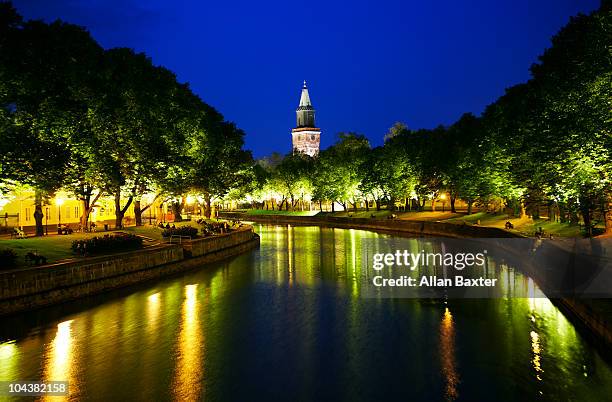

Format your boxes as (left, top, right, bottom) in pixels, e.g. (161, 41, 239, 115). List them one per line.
(56, 197, 64, 232)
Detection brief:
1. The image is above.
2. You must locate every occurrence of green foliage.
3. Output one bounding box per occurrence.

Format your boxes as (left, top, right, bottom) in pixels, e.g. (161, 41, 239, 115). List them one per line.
(313, 133, 370, 208)
(71, 233, 143, 255)
(0, 5, 252, 226)
(161, 226, 199, 238)
(0, 248, 18, 269)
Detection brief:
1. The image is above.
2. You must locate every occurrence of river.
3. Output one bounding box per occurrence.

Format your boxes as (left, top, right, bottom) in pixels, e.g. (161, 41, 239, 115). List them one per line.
(0, 224, 611, 401)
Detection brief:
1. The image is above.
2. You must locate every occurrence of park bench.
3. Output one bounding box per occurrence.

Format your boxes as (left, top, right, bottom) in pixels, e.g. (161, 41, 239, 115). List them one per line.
(57, 224, 74, 235)
(10, 227, 26, 239)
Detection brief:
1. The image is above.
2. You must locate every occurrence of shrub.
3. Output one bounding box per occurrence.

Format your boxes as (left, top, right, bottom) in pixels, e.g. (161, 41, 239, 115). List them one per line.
(0, 248, 18, 269)
(161, 226, 198, 238)
(200, 221, 236, 236)
(71, 233, 143, 256)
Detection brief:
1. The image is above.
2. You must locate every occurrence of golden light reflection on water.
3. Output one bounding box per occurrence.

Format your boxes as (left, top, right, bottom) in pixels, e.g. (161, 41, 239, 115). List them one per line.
(0, 342, 18, 380)
(172, 284, 203, 402)
(288, 225, 294, 286)
(42, 320, 78, 401)
(147, 292, 161, 330)
(530, 330, 544, 381)
(349, 229, 359, 297)
(439, 308, 459, 401)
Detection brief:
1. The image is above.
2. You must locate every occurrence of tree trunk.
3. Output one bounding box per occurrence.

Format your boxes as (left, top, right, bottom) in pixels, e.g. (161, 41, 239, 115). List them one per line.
(331, 202, 335, 212)
(405, 197, 410, 211)
(80, 189, 102, 231)
(558, 202, 567, 223)
(319, 200, 323, 212)
(431, 198, 436, 212)
(115, 206, 125, 229)
(375, 199, 381, 211)
(450, 194, 457, 213)
(114, 192, 133, 229)
(389, 196, 396, 212)
(171, 199, 184, 222)
(467, 200, 473, 216)
(580, 196, 593, 237)
(134, 200, 142, 226)
(547, 204, 553, 223)
(33, 190, 44, 236)
(583, 209, 592, 237)
(605, 194, 612, 234)
(204, 194, 212, 218)
(134, 194, 159, 226)
(365, 197, 370, 212)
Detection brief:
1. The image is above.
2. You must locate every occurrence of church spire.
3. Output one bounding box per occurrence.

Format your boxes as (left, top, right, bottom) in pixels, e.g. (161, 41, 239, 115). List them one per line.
(291, 80, 321, 157)
(299, 80, 312, 108)
(296, 80, 315, 127)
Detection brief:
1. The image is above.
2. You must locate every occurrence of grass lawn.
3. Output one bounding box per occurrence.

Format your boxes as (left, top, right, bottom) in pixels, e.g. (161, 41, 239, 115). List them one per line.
(235, 208, 593, 238)
(513, 219, 584, 238)
(444, 212, 585, 237)
(0, 221, 197, 267)
(322, 210, 392, 218)
(445, 211, 512, 226)
(1, 232, 104, 266)
(246, 209, 319, 216)
(397, 211, 463, 221)
(0, 218, 240, 268)
(123, 220, 207, 240)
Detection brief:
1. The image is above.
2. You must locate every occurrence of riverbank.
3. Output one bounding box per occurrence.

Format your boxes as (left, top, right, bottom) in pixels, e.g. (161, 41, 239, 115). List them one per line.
(222, 212, 612, 354)
(220, 211, 521, 238)
(0, 226, 259, 316)
(235, 209, 589, 237)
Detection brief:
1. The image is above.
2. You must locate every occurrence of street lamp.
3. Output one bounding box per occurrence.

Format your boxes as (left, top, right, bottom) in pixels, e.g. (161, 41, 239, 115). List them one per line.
(56, 197, 64, 229)
(186, 195, 194, 218)
(440, 193, 447, 212)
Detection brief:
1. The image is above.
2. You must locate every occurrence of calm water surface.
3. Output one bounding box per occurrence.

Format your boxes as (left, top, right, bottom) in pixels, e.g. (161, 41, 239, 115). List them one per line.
(1, 224, 611, 401)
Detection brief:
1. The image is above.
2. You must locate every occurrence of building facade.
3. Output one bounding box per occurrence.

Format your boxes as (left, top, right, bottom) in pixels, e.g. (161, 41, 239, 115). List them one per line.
(0, 190, 210, 233)
(291, 81, 321, 157)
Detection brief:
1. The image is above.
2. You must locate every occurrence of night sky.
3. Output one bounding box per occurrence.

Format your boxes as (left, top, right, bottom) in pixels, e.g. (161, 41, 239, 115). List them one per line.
(12, 0, 601, 157)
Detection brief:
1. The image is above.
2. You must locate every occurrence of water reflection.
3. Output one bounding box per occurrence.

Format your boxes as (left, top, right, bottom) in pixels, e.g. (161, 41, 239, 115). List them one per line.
(439, 308, 459, 401)
(172, 284, 203, 401)
(147, 292, 161, 330)
(0, 342, 18, 381)
(42, 320, 78, 401)
(0, 225, 611, 401)
(530, 330, 543, 381)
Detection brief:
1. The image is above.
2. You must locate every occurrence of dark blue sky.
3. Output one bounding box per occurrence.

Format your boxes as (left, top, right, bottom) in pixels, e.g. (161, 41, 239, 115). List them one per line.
(13, 0, 601, 157)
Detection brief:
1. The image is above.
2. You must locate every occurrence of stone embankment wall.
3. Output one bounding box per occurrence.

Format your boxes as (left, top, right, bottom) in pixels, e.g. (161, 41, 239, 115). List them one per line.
(219, 212, 520, 238)
(0, 227, 258, 315)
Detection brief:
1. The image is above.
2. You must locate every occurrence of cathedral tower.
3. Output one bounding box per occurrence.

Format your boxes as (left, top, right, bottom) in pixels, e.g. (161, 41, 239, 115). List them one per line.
(291, 81, 321, 156)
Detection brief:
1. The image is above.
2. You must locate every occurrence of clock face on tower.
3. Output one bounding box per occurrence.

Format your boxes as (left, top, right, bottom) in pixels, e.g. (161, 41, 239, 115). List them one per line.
(291, 81, 321, 157)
